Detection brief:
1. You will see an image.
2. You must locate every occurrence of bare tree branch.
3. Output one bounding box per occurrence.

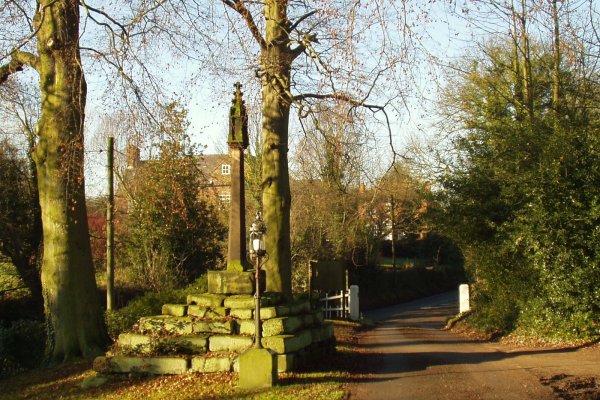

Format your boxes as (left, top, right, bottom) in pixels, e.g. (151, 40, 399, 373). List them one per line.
(0, 51, 40, 84)
(221, 0, 266, 50)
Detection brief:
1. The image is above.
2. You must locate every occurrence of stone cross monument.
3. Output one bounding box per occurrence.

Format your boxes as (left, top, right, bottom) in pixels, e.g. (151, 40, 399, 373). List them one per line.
(227, 82, 249, 272)
(207, 83, 256, 295)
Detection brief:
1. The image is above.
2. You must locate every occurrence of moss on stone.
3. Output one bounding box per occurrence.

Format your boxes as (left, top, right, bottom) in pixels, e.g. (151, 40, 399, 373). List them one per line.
(187, 293, 226, 307)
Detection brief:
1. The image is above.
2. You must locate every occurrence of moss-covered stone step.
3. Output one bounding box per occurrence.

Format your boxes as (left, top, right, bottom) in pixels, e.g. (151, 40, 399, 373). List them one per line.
(95, 355, 189, 374)
(187, 294, 226, 307)
(289, 300, 311, 315)
(237, 319, 256, 335)
(262, 316, 303, 337)
(117, 333, 209, 355)
(310, 323, 334, 343)
(187, 305, 229, 318)
(138, 316, 194, 335)
(261, 329, 312, 354)
(192, 319, 234, 334)
(208, 334, 253, 352)
(190, 355, 233, 373)
(117, 333, 153, 353)
(161, 304, 188, 317)
(230, 308, 253, 319)
(138, 316, 234, 335)
(223, 294, 269, 309)
(259, 305, 290, 320)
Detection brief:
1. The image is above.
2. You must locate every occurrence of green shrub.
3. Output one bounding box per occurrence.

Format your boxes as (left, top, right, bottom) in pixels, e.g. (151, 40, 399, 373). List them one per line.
(0, 320, 45, 378)
(105, 274, 208, 339)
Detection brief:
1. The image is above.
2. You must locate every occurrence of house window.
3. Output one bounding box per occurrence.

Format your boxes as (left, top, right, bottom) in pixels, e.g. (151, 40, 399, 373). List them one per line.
(221, 164, 231, 175)
(219, 192, 231, 204)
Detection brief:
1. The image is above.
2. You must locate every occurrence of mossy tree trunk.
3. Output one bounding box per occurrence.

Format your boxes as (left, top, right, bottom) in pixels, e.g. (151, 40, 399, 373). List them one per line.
(14, 0, 109, 361)
(260, 0, 293, 299)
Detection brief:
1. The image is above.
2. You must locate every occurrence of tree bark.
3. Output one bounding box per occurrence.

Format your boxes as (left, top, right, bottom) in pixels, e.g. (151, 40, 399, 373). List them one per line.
(260, 0, 293, 299)
(33, 0, 109, 361)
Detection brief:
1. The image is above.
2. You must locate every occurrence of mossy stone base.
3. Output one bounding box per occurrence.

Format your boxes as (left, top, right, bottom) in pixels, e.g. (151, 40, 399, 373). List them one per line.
(138, 316, 193, 335)
(209, 335, 253, 352)
(238, 348, 277, 389)
(187, 293, 226, 307)
(261, 329, 313, 354)
(230, 308, 253, 319)
(187, 305, 228, 318)
(191, 356, 232, 373)
(207, 271, 256, 295)
(262, 316, 303, 336)
(224, 294, 269, 309)
(260, 305, 290, 320)
(193, 320, 234, 334)
(161, 304, 187, 317)
(106, 356, 189, 374)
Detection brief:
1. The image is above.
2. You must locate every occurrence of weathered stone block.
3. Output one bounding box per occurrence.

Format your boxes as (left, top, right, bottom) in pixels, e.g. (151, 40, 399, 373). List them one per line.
(238, 348, 277, 389)
(259, 305, 290, 320)
(290, 300, 311, 315)
(138, 316, 193, 335)
(308, 326, 335, 349)
(166, 335, 209, 354)
(276, 353, 295, 373)
(161, 304, 187, 317)
(108, 356, 189, 374)
(207, 271, 255, 295)
(208, 335, 253, 352)
(262, 316, 303, 337)
(237, 319, 256, 336)
(230, 308, 253, 319)
(261, 329, 312, 354)
(117, 333, 152, 353)
(187, 305, 228, 318)
(224, 294, 268, 309)
(190, 356, 232, 373)
(192, 320, 234, 334)
(187, 293, 226, 307)
(302, 313, 315, 328)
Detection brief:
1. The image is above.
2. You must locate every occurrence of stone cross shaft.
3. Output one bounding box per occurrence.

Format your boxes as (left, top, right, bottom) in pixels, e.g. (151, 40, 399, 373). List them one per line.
(226, 82, 249, 272)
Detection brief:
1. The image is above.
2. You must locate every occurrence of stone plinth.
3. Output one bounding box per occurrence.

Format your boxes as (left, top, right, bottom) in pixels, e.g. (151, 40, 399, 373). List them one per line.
(238, 348, 277, 389)
(95, 289, 336, 376)
(208, 270, 254, 295)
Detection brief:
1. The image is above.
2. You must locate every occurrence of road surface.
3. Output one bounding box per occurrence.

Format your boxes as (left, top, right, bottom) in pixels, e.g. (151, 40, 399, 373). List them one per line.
(348, 292, 599, 400)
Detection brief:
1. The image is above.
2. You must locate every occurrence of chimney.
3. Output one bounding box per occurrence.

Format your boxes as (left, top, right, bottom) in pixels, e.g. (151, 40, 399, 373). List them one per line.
(126, 144, 140, 169)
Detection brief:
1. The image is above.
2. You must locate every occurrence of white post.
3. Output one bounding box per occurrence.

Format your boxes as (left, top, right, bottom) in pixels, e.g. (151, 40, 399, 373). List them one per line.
(459, 284, 470, 313)
(349, 285, 360, 321)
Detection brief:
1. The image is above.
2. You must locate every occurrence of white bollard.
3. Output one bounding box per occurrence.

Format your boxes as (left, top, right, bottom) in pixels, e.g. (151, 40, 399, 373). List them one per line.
(349, 285, 360, 321)
(459, 284, 470, 313)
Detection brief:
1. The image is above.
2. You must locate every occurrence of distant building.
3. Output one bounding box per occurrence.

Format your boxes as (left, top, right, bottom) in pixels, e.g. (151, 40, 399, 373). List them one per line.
(124, 145, 233, 209)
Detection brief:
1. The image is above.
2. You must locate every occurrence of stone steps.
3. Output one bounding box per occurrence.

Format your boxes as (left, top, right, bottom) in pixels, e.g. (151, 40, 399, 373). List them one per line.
(95, 291, 335, 375)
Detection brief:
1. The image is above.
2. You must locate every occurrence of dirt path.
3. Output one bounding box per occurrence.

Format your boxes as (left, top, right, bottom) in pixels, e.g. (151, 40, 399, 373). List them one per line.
(348, 292, 599, 400)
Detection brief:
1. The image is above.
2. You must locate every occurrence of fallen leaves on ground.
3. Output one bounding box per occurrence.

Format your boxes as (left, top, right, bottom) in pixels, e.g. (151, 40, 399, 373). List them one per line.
(0, 322, 368, 400)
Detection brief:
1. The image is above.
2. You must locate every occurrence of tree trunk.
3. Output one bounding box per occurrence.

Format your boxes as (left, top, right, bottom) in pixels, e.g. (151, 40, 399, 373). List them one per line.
(33, 0, 109, 361)
(551, 0, 561, 122)
(260, 0, 293, 299)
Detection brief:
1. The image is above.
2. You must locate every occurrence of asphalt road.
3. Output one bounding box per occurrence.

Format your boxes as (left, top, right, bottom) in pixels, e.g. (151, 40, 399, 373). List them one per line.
(348, 292, 599, 400)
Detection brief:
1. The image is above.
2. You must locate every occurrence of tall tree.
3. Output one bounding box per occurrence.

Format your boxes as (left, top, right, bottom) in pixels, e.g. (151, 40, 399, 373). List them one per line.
(0, 1, 108, 360)
(218, 0, 419, 297)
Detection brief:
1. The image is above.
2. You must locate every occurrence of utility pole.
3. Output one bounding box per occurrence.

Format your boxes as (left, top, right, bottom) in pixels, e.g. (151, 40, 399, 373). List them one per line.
(390, 195, 397, 271)
(106, 136, 115, 310)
